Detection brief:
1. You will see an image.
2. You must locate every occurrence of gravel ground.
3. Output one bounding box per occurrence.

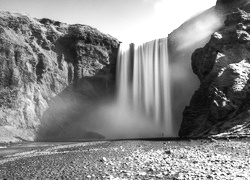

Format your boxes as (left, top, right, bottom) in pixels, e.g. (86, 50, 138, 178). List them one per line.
(0, 138, 250, 179)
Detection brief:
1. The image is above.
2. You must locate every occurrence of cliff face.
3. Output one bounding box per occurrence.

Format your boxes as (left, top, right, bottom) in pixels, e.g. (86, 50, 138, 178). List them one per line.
(0, 11, 119, 142)
(179, 1, 250, 138)
(168, 6, 225, 133)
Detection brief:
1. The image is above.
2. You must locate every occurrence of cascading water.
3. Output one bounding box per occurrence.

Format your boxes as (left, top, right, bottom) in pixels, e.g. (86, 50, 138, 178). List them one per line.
(117, 37, 174, 137)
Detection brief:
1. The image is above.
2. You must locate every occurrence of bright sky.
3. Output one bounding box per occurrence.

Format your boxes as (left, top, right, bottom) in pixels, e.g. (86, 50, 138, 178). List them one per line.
(0, 0, 216, 43)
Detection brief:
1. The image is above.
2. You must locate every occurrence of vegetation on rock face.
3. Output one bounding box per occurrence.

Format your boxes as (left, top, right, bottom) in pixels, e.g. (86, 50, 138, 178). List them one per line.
(179, 2, 250, 138)
(0, 11, 119, 142)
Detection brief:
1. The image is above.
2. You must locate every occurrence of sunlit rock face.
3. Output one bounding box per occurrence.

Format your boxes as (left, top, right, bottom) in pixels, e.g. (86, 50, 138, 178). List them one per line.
(179, 2, 250, 138)
(0, 11, 119, 142)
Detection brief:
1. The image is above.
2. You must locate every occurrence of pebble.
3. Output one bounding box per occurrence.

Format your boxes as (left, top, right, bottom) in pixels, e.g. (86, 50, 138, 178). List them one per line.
(0, 140, 250, 179)
(86, 175, 91, 178)
(100, 157, 107, 162)
(138, 171, 147, 176)
(164, 150, 171, 154)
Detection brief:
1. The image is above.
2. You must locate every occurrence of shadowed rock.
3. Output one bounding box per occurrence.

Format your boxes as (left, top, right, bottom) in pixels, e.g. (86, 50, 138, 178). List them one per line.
(0, 11, 119, 142)
(179, 0, 250, 138)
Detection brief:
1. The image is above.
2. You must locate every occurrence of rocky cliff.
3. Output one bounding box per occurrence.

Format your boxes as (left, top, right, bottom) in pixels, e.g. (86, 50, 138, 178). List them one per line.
(179, 0, 250, 138)
(168, 5, 225, 134)
(0, 11, 119, 142)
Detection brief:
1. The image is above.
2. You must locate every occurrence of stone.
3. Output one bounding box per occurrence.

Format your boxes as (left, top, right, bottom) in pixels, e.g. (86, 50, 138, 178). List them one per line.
(100, 157, 107, 162)
(86, 175, 91, 178)
(164, 150, 171, 155)
(138, 171, 147, 176)
(0, 11, 119, 142)
(179, 1, 250, 138)
(168, 2, 225, 133)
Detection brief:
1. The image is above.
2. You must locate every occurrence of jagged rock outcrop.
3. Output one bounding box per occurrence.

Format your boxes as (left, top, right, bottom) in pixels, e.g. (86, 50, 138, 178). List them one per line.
(0, 11, 119, 142)
(179, 1, 250, 138)
(168, 5, 225, 133)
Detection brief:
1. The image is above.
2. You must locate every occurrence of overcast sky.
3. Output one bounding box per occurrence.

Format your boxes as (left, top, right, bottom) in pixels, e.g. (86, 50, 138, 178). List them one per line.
(0, 0, 216, 43)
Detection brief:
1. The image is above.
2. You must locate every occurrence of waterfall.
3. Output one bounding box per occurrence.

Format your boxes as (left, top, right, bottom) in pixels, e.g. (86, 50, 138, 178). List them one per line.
(117, 37, 174, 137)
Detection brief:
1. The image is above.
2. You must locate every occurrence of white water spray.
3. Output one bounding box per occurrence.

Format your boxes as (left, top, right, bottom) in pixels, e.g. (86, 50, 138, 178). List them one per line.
(117, 38, 174, 137)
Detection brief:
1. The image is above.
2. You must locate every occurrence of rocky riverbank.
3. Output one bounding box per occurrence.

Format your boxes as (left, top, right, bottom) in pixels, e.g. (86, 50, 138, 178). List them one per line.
(0, 139, 249, 179)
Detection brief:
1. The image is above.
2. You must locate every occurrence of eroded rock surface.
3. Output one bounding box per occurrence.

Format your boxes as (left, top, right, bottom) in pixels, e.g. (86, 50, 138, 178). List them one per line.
(179, 6, 250, 138)
(0, 11, 119, 142)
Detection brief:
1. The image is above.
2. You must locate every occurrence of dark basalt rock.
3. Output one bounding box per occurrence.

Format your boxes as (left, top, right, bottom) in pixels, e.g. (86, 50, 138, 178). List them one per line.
(0, 11, 119, 142)
(179, 1, 250, 138)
